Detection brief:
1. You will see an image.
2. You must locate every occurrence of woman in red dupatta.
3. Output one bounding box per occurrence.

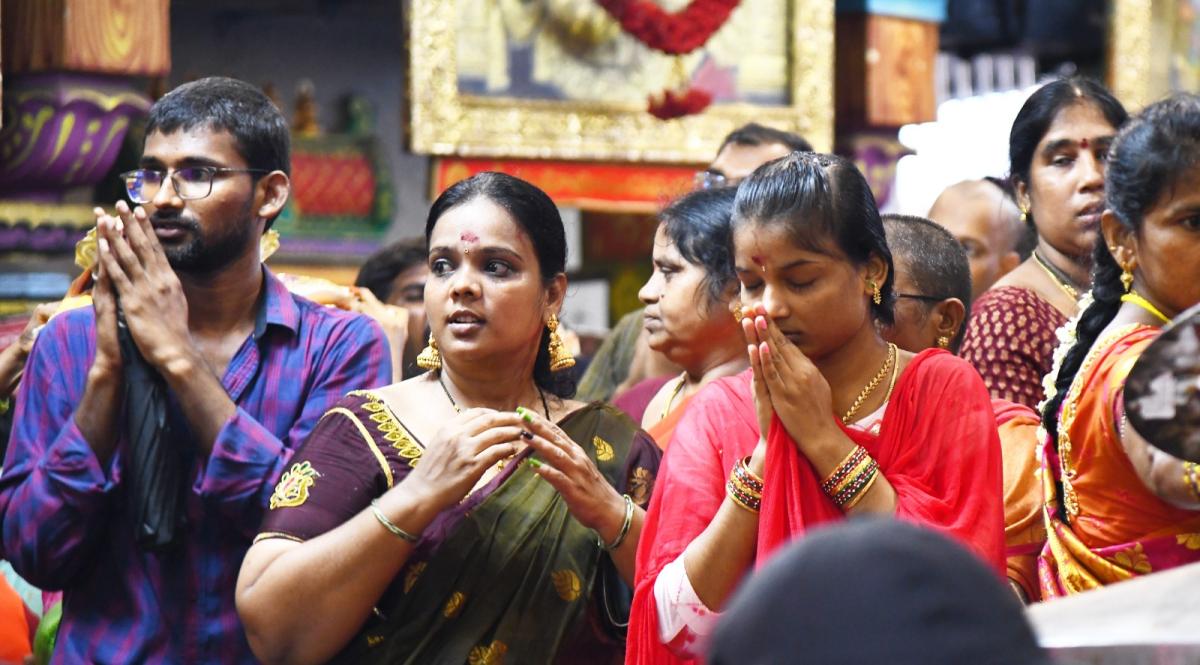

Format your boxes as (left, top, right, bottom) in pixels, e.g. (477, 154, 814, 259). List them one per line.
(627, 153, 1004, 664)
(1036, 95, 1200, 598)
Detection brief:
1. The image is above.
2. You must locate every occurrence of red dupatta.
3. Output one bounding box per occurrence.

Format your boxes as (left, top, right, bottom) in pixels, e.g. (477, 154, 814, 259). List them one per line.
(627, 350, 1004, 665)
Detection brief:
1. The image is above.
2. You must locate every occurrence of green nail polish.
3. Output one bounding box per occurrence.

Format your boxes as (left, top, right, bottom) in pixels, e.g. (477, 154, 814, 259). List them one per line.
(517, 406, 533, 423)
(528, 458, 543, 469)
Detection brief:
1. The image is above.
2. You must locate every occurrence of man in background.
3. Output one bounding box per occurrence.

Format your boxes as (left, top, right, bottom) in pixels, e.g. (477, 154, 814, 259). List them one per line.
(928, 177, 1031, 300)
(356, 237, 430, 379)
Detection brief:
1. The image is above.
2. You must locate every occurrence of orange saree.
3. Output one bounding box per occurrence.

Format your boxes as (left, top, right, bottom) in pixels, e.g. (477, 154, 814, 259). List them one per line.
(1039, 324, 1200, 598)
(993, 399, 1045, 601)
(645, 394, 694, 451)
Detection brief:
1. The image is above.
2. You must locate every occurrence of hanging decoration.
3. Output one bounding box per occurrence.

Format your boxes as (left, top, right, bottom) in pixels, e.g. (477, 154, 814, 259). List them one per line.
(595, 0, 741, 119)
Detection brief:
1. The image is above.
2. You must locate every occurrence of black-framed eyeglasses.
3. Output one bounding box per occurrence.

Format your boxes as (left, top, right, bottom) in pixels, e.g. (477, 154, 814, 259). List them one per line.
(693, 170, 728, 190)
(120, 167, 269, 204)
(896, 293, 950, 304)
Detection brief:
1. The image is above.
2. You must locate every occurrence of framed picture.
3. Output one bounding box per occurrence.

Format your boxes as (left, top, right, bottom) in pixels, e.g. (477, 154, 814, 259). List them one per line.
(1109, 0, 1199, 110)
(408, 0, 834, 163)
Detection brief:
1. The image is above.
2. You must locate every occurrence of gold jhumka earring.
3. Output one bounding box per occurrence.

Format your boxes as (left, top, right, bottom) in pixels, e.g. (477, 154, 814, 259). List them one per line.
(869, 280, 882, 305)
(416, 334, 441, 370)
(937, 336, 951, 349)
(546, 313, 575, 372)
(1120, 266, 1135, 293)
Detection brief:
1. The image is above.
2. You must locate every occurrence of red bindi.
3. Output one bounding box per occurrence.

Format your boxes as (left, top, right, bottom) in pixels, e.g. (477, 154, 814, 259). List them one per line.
(460, 232, 478, 243)
(1079, 138, 1090, 150)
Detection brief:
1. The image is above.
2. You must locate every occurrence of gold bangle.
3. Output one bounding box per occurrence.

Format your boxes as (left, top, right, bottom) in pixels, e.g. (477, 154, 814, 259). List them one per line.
(830, 456, 873, 496)
(370, 498, 420, 544)
(841, 468, 880, 511)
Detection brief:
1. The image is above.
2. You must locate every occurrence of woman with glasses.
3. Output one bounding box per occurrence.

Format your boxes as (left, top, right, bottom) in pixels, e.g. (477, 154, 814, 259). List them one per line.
(237, 172, 660, 664)
(626, 153, 1003, 664)
(635, 187, 746, 449)
(881, 214, 1045, 603)
(959, 78, 1128, 409)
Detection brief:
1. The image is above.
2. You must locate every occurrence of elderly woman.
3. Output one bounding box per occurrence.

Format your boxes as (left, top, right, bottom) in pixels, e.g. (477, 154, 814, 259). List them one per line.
(236, 172, 660, 664)
(632, 187, 747, 448)
(881, 213, 1045, 603)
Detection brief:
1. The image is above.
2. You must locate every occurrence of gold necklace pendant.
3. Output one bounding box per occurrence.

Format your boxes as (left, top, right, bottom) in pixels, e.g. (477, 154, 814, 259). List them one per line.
(842, 343, 897, 423)
(1033, 252, 1080, 300)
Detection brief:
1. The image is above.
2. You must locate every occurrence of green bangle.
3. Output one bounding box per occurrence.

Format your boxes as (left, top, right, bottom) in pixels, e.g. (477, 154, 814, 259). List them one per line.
(370, 498, 420, 544)
(598, 494, 634, 551)
(0, 397, 10, 416)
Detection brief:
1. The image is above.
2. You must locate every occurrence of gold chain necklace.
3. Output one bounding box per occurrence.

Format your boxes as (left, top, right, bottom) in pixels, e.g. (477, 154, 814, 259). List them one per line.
(842, 343, 897, 423)
(437, 372, 549, 469)
(1032, 251, 1081, 300)
(660, 372, 688, 420)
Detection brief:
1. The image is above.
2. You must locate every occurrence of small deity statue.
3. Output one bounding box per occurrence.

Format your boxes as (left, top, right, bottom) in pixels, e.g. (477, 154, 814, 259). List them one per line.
(292, 79, 321, 137)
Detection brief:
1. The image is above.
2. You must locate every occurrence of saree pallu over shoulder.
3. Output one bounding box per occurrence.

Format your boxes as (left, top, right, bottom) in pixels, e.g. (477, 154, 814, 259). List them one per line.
(335, 403, 653, 665)
(626, 350, 1004, 665)
(1038, 325, 1200, 598)
(757, 350, 1005, 568)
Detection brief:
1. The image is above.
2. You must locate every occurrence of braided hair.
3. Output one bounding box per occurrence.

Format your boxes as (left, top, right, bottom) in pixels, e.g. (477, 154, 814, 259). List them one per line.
(1041, 95, 1200, 455)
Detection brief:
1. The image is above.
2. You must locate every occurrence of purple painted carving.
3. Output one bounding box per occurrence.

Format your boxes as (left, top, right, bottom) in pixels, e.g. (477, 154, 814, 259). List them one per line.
(0, 73, 150, 200)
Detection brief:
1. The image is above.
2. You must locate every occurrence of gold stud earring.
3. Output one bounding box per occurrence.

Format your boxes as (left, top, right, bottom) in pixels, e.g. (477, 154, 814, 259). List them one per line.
(546, 313, 575, 372)
(416, 333, 441, 370)
(869, 280, 882, 306)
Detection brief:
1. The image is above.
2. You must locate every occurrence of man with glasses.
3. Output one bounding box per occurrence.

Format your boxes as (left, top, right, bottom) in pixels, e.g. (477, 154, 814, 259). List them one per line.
(0, 77, 390, 663)
(695, 122, 813, 190)
(880, 214, 972, 353)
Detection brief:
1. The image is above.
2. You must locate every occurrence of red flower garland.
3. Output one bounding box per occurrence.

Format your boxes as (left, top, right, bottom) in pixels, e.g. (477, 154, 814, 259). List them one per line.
(596, 0, 741, 55)
(596, 0, 741, 119)
(647, 87, 713, 120)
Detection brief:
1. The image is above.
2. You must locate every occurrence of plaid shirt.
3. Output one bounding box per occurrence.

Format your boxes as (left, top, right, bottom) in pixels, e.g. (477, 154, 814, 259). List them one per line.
(0, 268, 390, 663)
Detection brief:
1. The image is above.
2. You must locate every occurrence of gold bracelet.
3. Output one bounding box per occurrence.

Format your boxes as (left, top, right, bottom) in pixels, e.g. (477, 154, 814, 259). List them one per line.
(370, 498, 420, 544)
(598, 494, 635, 551)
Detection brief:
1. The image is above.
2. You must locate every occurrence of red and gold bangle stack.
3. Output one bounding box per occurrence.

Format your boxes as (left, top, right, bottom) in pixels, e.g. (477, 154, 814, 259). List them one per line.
(821, 445, 880, 511)
(727, 456, 764, 513)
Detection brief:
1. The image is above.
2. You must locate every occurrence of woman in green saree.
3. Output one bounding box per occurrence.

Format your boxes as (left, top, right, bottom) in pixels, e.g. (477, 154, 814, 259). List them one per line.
(237, 172, 660, 665)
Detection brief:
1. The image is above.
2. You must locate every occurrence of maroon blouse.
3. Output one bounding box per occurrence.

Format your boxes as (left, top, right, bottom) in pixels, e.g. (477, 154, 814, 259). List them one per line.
(959, 286, 1068, 409)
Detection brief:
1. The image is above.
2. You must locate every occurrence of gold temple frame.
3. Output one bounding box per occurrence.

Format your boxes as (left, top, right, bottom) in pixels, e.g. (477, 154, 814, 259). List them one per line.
(1108, 0, 1190, 110)
(407, 0, 834, 163)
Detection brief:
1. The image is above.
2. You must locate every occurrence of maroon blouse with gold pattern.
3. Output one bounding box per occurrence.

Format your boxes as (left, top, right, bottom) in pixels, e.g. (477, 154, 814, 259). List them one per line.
(959, 286, 1068, 409)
